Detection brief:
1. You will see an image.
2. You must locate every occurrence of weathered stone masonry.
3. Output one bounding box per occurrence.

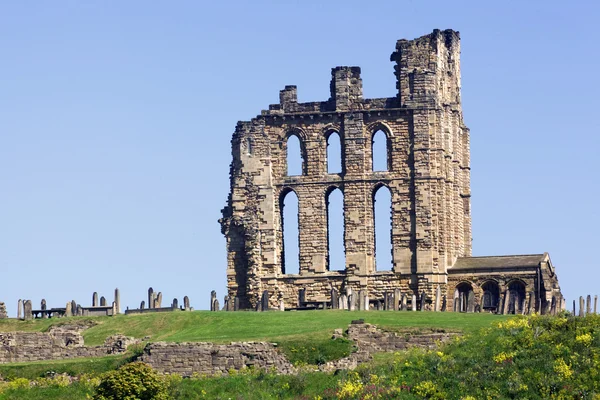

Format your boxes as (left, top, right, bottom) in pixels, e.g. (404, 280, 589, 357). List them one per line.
(220, 29, 563, 312)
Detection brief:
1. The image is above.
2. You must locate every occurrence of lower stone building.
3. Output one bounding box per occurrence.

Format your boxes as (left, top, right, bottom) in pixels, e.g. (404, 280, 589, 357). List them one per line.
(219, 29, 563, 313)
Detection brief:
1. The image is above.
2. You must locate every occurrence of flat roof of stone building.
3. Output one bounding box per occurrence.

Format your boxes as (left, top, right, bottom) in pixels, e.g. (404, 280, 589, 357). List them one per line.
(451, 254, 546, 271)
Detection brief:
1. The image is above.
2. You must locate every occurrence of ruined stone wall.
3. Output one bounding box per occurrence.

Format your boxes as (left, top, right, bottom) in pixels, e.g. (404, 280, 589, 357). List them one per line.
(220, 29, 471, 309)
(0, 326, 135, 364)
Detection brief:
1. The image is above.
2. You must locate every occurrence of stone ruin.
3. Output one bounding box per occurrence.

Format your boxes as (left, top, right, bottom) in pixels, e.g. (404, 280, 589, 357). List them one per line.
(0, 302, 7, 319)
(219, 29, 563, 314)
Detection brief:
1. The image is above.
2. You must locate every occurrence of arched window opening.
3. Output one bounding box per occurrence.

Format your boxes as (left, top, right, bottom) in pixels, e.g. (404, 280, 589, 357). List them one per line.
(373, 185, 392, 271)
(280, 190, 300, 275)
(286, 134, 304, 176)
(326, 131, 342, 174)
(326, 187, 345, 271)
(372, 129, 389, 171)
(507, 281, 526, 315)
(481, 281, 500, 312)
(454, 282, 474, 312)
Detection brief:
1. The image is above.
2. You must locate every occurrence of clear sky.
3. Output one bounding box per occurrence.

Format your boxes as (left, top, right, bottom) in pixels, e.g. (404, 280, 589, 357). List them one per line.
(1, 1, 598, 316)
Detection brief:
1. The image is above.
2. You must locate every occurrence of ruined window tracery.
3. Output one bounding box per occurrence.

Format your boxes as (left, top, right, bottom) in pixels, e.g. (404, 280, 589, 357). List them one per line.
(326, 131, 342, 174)
(326, 187, 345, 271)
(280, 189, 300, 275)
(373, 184, 393, 271)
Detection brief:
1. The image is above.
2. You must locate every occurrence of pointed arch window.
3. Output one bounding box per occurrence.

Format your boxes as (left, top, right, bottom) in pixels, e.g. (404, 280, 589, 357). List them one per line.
(286, 134, 305, 176)
(373, 185, 393, 271)
(372, 129, 389, 171)
(326, 187, 345, 271)
(280, 189, 300, 274)
(326, 131, 342, 174)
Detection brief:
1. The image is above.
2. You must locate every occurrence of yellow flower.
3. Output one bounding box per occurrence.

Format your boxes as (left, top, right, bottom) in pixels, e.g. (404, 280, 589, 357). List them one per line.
(576, 333, 593, 347)
(554, 358, 573, 379)
(493, 351, 516, 363)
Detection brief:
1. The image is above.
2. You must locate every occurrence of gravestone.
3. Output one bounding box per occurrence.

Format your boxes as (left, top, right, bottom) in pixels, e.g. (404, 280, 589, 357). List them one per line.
(223, 295, 229, 311)
(340, 294, 347, 310)
(467, 290, 475, 313)
(114, 288, 121, 315)
(348, 293, 355, 311)
(420, 291, 426, 311)
(394, 289, 401, 311)
(112, 302, 117, 316)
(0, 303, 7, 319)
(140, 301, 145, 310)
(595, 295, 598, 314)
(214, 299, 220, 311)
(330, 289, 338, 310)
(172, 298, 178, 309)
(298, 288, 306, 305)
(358, 290, 365, 311)
(401, 294, 407, 311)
(527, 292, 535, 315)
(76, 304, 83, 316)
(441, 295, 447, 311)
(364, 295, 369, 311)
(435, 286, 441, 312)
(71, 300, 77, 315)
(383, 292, 389, 311)
(502, 292, 510, 315)
(184, 296, 190, 310)
(412, 294, 417, 311)
(210, 290, 217, 311)
(23, 300, 32, 320)
(148, 288, 155, 309)
(41, 299, 47, 311)
(579, 296, 585, 317)
(572, 300, 576, 315)
(234, 296, 240, 311)
(17, 299, 23, 319)
(65, 301, 72, 317)
(93, 292, 99, 307)
(261, 290, 269, 311)
(375, 300, 382, 310)
(587, 295, 592, 315)
(100, 296, 106, 307)
(156, 292, 163, 308)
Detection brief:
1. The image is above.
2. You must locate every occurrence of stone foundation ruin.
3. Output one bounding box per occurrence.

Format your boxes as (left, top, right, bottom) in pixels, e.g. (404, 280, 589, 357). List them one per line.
(220, 29, 563, 313)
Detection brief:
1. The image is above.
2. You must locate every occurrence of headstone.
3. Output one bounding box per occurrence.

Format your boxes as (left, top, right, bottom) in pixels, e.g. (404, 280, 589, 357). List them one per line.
(348, 294, 355, 311)
(595, 295, 598, 314)
(93, 292, 99, 307)
(184, 296, 190, 310)
(153, 293, 158, 309)
(172, 298, 179, 309)
(572, 299, 576, 315)
(527, 292, 535, 315)
(420, 291, 426, 311)
(502, 292, 510, 315)
(100, 296, 106, 307)
(261, 290, 269, 311)
(65, 301, 72, 317)
(114, 288, 121, 315)
(17, 299, 23, 319)
(579, 296, 585, 317)
(140, 301, 145, 310)
(223, 295, 229, 311)
(210, 290, 217, 311)
(112, 301, 117, 316)
(298, 288, 306, 305)
(383, 292, 389, 311)
(330, 289, 339, 310)
(586, 295, 592, 315)
(401, 294, 407, 311)
(214, 299, 220, 311)
(279, 299, 285, 311)
(41, 299, 47, 311)
(76, 304, 83, 316)
(23, 300, 32, 320)
(148, 288, 155, 309)
(435, 286, 441, 312)
(0, 303, 7, 319)
(394, 289, 401, 311)
(340, 294, 347, 310)
(156, 292, 163, 308)
(375, 300, 382, 310)
(234, 297, 239, 311)
(441, 295, 447, 311)
(364, 295, 369, 311)
(467, 290, 475, 313)
(412, 294, 417, 311)
(357, 291, 365, 311)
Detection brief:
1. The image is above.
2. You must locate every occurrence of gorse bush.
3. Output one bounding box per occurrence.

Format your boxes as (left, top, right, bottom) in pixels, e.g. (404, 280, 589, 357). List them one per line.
(94, 362, 169, 400)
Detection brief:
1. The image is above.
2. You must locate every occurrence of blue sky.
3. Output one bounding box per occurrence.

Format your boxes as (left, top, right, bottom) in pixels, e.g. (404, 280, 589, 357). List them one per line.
(1, 1, 598, 315)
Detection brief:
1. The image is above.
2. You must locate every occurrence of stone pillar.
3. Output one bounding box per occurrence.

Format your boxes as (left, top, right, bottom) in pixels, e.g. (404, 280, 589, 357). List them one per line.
(502, 292, 510, 315)
(394, 289, 401, 311)
(0, 303, 7, 319)
(41, 299, 47, 311)
(572, 300, 576, 315)
(348, 294, 355, 311)
(298, 288, 306, 306)
(148, 288, 155, 309)
(467, 290, 475, 313)
(17, 299, 23, 319)
(527, 292, 535, 315)
(214, 299, 220, 311)
(65, 302, 72, 317)
(223, 296, 229, 311)
(76, 304, 83, 316)
(357, 291, 365, 311)
(23, 300, 32, 320)
(383, 292, 389, 311)
(93, 292, 99, 307)
(340, 294, 347, 310)
(412, 294, 417, 311)
(112, 301, 117, 316)
(442, 295, 447, 311)
(114, 288, 121, 315)
(100, 296, 106, 307)
(420, 291, 426, 311)
(71, 300, 77, 315)
(435, 286, 441, 312)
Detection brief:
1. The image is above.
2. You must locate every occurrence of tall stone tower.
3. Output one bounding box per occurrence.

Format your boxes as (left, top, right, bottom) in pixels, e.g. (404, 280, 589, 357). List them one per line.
(220, 29, 561, 314)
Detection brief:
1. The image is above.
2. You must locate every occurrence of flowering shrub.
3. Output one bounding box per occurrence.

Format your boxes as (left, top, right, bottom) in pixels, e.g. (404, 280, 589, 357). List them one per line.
(94, 362, 169, 400)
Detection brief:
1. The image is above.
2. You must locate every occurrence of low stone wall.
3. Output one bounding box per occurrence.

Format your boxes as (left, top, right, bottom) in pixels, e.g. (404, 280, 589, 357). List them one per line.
(0, 325, 136, 364)
(140, 342, 296, 376)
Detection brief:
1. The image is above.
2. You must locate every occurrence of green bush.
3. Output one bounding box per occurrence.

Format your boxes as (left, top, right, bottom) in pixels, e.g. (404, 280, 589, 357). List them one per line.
(94, 362, 168, 400)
